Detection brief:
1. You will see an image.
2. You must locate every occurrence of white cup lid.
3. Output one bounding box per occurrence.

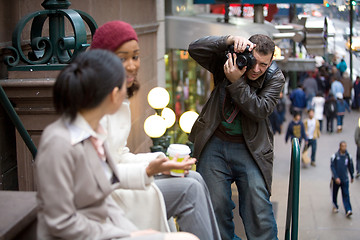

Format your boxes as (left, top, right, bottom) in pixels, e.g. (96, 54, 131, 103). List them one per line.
(167, 144, 191, 156)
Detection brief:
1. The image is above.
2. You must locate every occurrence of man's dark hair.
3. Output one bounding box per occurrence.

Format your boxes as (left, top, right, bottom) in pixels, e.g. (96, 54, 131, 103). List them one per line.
(249, 34, 275, 60)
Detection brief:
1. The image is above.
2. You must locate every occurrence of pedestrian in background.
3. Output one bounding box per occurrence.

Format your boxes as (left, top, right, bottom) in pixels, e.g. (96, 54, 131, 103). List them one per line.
(269, 108, 281, 135)
(311, 92, 325, 132)
(290, 83, 306, 117)
(270, 91, 286, 135)
(285, 111, 307, 146)
(353, 76, 360, 110)
(304, 109, 320, 167)
(336, 58, 347, 77)
(330, 76, 344, 97)
(324, 93, 337, 133)
(329, 66, 341, 90)
(340, 71, 352, 106)
(303, 71, 318, 110)
(335, 93, 351, 133)
(316, 63, 329, 96)
(277, 91, 287, 132)
(354, 117, 360, 178)
(330, 141, 354, 217)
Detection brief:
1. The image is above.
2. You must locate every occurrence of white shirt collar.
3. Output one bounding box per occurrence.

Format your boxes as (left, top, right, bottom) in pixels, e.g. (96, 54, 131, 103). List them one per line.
(65, 113, 107, 145)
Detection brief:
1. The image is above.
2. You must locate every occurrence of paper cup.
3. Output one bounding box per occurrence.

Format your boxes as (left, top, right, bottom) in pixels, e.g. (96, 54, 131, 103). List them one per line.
(167, 144, 191, 176)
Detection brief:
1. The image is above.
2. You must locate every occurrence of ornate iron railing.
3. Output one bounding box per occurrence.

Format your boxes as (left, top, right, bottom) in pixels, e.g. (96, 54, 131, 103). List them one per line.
(1, 0, 98, 159)
(0, 84, 37, 158)
(4, 0, 97, 71)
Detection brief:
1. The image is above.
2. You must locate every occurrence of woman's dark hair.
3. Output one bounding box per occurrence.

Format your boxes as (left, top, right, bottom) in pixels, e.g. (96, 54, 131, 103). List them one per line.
(127, 79, 140, 98)
(53, 49, 125, 121)
(249, 34, 275, 60)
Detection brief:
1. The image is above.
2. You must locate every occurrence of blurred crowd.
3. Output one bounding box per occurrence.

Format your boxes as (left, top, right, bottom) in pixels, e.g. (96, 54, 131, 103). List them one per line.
(270, 56, 360, 136)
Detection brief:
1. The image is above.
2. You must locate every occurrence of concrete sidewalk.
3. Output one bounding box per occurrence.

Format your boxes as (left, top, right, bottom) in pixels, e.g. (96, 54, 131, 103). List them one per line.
(233, 107, 360, 240)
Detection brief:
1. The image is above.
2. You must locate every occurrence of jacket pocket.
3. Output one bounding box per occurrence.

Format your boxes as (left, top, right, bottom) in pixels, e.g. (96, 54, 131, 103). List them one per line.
(262, 147, 273, 162)
(189, 117, 205, 142)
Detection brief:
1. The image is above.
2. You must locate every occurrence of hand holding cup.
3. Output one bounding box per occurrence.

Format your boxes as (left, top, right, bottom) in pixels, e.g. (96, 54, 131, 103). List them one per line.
(146, 152, 195, 177)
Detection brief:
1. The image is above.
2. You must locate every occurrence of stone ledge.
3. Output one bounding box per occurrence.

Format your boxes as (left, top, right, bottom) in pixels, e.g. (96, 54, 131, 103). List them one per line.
(0, 191, 37, 240)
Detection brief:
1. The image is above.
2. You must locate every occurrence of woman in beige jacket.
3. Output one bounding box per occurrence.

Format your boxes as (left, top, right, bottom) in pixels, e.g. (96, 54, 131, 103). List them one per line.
(35, 50, 198, 240)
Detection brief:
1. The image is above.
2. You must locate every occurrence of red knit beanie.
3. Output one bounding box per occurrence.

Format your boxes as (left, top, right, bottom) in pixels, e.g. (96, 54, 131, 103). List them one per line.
(91, 21, 138, 52)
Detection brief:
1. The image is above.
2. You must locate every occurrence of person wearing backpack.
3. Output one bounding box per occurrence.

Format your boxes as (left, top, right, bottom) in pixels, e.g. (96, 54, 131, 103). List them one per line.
(335, 92, 351, 133)
(324, 93, 337, 133)
(330, 141, 354, 217)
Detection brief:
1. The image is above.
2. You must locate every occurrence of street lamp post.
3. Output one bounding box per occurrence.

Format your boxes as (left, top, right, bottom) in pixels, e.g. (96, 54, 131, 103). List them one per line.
(144, 87, 198, 154)
(144, 87, 175, 153)
(350, 0, 355, 82)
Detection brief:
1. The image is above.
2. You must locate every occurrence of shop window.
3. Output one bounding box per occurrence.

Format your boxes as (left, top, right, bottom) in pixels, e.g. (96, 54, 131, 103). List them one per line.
(165, 49, 212, 144)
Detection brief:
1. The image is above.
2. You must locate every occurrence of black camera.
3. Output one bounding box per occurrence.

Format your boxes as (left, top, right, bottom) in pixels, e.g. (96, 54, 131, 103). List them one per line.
(227, 45, 256, 70)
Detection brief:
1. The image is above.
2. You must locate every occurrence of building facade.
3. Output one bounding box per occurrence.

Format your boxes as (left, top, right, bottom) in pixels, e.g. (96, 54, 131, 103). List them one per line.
(0, 0, 165, 190)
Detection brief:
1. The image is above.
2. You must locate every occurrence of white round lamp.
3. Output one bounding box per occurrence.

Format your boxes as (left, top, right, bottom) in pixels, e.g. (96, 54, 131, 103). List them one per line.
(161, 107, 176, 129)
(147, 87, 170, 109)
(144, 114, 167, 138)
(179, 111, 199, 134)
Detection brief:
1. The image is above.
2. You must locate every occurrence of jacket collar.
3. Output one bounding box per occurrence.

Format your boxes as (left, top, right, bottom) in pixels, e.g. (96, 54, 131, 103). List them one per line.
(66, 113, 107, 146)
(66, 114, 122, 191)
(246, 73, 265, 89)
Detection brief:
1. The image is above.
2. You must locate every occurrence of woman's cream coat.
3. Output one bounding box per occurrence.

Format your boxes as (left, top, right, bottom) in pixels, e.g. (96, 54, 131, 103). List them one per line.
(101, 100, 171, 232)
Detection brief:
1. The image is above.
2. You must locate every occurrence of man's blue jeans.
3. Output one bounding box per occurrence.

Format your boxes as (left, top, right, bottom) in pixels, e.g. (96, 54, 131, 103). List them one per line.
(307, 139, 317, 163)
(197, 136, 278, 240)
(332, 179, 352, 213)
(337, 115, 344, 126)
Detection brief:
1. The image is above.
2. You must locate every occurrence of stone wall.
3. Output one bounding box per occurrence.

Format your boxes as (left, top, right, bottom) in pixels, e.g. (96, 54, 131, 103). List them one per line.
(0, 0, 162, 190)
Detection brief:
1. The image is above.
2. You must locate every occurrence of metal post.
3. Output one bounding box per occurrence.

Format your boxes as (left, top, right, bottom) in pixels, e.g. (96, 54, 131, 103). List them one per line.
(350, 2, 354, 82)
(253, 4, 264, 23)
(291, 138, 300, 240)
(285, 138, 300, 240)
(224, 3, 230, 23)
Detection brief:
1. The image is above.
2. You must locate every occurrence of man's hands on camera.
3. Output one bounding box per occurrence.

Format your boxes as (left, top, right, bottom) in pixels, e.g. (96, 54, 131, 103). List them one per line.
(225, 36, 256, 83)
(146, 155, 196, 176)
(224, 52, 246, 83)
(226, 35, 255, 53)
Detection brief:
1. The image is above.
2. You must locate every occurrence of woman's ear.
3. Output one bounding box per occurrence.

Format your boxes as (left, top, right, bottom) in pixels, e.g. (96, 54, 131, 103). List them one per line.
(110, 87, 120, 103)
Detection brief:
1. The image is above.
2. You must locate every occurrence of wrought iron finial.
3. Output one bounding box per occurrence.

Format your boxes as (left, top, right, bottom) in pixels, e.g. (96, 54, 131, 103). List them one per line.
(42, 0, 71, 9)
(4, 0, 97, 71)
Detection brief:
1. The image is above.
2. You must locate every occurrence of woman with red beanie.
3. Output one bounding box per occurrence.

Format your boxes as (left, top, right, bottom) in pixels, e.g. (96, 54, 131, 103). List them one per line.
(92, 21, 221, 240)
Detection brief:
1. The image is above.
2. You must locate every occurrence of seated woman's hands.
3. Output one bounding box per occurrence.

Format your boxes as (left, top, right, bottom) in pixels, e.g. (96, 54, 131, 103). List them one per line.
(146, 155, 196, 177)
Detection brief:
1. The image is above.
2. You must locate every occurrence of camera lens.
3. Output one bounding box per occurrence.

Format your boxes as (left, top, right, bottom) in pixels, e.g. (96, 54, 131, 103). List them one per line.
(236, 55, 247, 70)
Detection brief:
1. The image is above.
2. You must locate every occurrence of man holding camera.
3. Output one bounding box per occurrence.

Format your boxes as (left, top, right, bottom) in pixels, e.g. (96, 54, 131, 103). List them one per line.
(188, 35, 285, 240)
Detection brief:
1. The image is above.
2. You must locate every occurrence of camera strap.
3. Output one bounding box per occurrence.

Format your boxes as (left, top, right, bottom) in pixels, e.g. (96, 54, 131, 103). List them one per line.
(219, 79, 240, 124)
